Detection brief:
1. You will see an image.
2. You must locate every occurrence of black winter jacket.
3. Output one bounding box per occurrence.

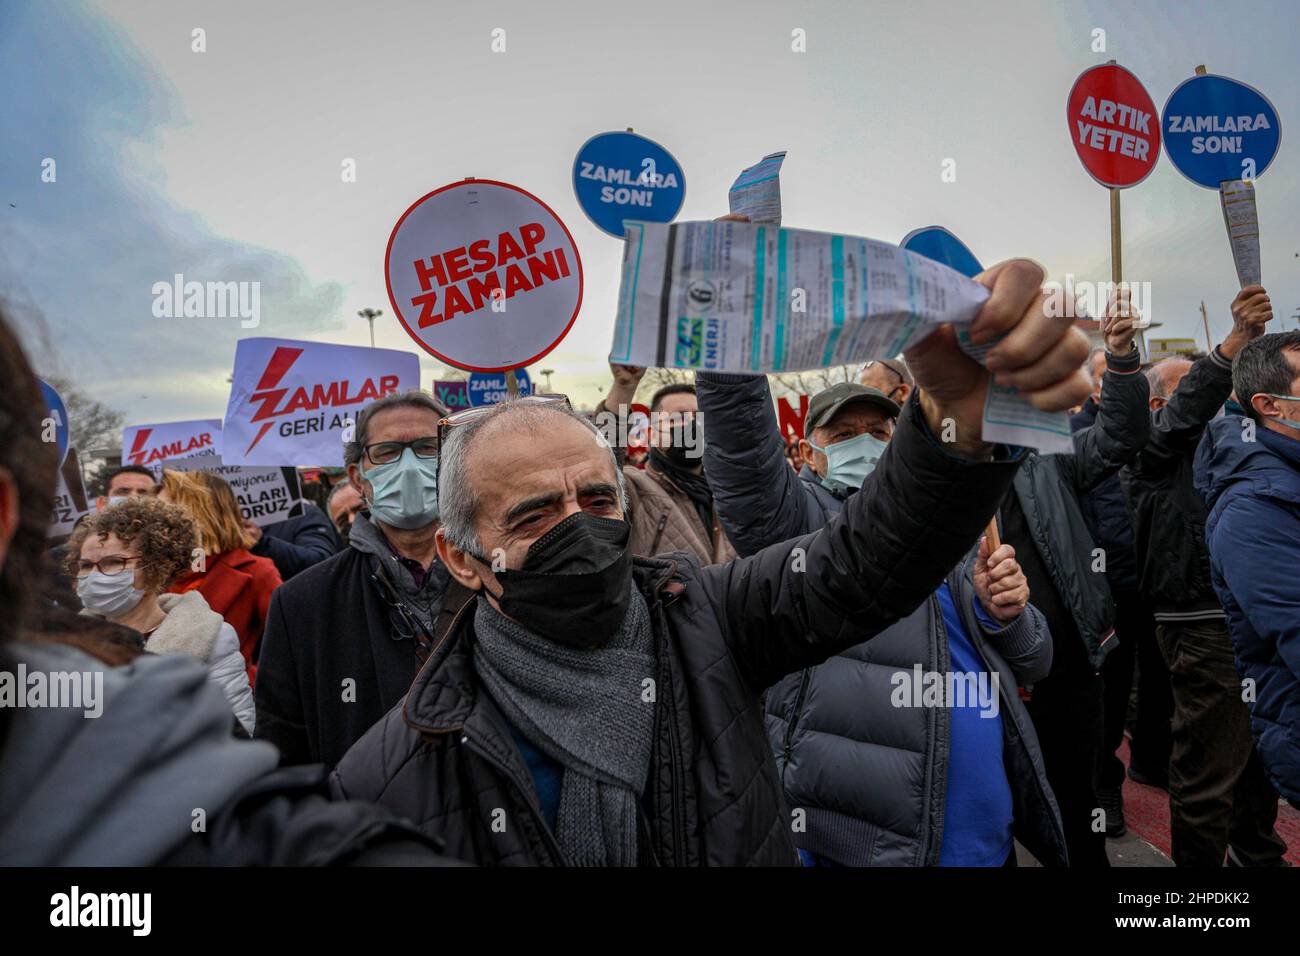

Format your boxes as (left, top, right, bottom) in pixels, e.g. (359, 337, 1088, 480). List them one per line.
(253, 503, 342, 581)
(1069, 399, 1140, 594)
(330, 398, 1026, 865)
(255, 515, 461, 769)
(1001, 346, 1149, 669)
(1120, 348, 1234, 618)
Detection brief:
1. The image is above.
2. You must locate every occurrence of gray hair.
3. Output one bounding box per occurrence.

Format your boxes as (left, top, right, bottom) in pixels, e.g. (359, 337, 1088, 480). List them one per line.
(1145, 358, 1192, 401)
(438, 400, 627, 555)
(343, 389, 447, 466)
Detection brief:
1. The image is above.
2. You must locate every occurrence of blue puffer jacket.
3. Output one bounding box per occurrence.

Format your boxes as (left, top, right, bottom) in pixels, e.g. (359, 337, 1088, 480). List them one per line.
(697, 371, 1068, 866)
(1196, 416, 1300, 804)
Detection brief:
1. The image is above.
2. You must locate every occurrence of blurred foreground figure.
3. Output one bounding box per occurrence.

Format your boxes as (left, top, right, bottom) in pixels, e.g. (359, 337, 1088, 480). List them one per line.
(0, 306, 451, 865)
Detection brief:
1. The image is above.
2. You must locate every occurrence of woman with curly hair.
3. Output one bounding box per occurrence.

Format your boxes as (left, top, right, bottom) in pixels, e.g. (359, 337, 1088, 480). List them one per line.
(66, 496, 255, 733)
(159, 469, 282, 686)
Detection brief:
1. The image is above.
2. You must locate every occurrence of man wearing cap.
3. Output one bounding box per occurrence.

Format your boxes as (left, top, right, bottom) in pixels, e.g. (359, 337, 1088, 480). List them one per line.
(695, 371, 1067, 866)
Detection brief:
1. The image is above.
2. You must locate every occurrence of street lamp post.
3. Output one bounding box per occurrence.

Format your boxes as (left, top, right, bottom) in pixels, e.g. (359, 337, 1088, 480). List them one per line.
(357, 308, 383, 348)
(539, 368, 554, 392)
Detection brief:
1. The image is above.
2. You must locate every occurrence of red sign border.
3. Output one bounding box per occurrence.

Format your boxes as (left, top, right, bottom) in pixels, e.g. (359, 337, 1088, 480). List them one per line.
(384, 179, 585, 373)
(1066, 63, 1161, 190)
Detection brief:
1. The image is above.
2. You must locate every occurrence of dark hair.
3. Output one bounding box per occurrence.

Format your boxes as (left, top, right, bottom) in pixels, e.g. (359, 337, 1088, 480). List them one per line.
(0, 305, 60, 644)
(343, 390, 447, 467)
(1233, 331, 1300, 424)
(100, 464, 157, 497)
(650, 382, 696, 412)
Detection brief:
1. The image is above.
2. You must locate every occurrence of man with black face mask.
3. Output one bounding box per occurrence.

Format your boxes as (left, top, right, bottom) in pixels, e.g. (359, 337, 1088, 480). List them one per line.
(330, 259, 1095, 866)
(596, 368, 735, 565)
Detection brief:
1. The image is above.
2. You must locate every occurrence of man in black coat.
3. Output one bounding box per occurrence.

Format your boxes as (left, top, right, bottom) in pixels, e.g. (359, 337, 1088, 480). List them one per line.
(245, 502, 341, 580)
(330, 260, 1093, 866)
(255, 390, 456, 769)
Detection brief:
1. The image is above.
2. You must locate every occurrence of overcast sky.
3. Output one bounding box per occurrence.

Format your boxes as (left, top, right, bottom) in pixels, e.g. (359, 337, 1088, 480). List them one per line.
(3, 0, 1296, 433)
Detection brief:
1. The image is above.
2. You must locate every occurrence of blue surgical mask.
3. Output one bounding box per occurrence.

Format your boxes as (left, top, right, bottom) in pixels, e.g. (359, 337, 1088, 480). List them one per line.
(77, 570, 146, 618)
(107, 496, 129, 507)
(808, 431, 889, 493)
(1266, 394, 1300, 430)
(364, 448, 439, 529)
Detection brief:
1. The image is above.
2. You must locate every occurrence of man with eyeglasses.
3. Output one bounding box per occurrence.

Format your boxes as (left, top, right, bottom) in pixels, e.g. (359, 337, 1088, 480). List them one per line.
(255, 389, 471, 769)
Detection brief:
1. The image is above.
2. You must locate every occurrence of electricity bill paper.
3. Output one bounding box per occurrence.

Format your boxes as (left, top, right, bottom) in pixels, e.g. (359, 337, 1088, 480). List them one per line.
(1219, 179, 1260, 288)
(611, 219, 1074, 453)
(728, 151, 787, 225)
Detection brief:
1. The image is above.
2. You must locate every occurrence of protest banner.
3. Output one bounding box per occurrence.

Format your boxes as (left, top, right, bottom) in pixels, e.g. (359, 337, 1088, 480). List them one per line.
(729, 151, 787, 225)
(39, 379, 69, 467)
(1066, 61, 1161, 293)
(385, 179, 583, 373)
(776, 394, 808, 442)
(468, 368, 533, 407)
(433, 379, 471, 411)
(121, 419, 222, 467)
(1162, 69, 1281, 188)
(573, 130, 686, 238)
(610, 219, 1071, 453)
(901, 227, 984, 280)
(49, 448, 88, 538)
(160, 452, 305, 528)
(222, 338, 419, 467)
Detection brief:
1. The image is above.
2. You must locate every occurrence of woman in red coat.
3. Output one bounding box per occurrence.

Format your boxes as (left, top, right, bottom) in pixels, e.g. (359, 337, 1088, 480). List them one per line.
(161, 469, 282, 685)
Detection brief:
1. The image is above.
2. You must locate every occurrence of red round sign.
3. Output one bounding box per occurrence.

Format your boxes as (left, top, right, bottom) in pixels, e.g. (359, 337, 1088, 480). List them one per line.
(1066, 64, 1161, 188)
(384, 179, 584, 372)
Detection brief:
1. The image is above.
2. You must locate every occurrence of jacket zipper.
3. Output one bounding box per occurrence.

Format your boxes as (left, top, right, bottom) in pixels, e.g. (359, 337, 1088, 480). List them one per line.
(649, 514, 669, 554)
(782, 669, 813, 764)
(461, 732, 568, 865)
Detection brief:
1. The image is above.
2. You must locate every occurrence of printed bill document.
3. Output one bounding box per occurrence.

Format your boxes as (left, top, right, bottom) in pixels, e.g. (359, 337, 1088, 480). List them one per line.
(610, 218, 1074, 452)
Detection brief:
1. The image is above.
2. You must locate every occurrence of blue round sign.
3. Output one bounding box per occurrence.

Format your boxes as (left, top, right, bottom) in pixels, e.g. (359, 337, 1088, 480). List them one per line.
(573, 131, 686, 238)
(467, 369, 532, 407)
(39, 378, 69, 466)
(901, 226, 984, 278)
(1162, 74, 1281, 189)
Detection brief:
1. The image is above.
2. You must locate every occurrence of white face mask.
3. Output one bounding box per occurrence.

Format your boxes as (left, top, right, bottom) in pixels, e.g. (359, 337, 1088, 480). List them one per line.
(107, 496, 129, 507)
(76, 570, 146, 618)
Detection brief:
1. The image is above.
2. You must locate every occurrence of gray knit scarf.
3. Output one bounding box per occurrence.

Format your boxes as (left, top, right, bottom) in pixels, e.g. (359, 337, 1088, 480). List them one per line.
(471, 586, 656, 866)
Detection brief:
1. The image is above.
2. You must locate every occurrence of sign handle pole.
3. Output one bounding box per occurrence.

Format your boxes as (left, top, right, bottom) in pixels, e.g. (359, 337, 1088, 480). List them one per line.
(1109, 187, 1122, 286)
(505, 369, 520, 399)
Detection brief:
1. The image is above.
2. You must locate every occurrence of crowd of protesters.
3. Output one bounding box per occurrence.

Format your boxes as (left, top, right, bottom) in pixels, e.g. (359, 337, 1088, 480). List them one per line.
(1, 259, 1297, 867)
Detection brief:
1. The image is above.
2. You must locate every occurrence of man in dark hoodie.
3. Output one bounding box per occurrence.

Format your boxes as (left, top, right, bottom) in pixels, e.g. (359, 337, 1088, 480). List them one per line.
(0, 306, 448, 866)
(1198, 330, 1300, 813)
(1121, 284, 1285, 866)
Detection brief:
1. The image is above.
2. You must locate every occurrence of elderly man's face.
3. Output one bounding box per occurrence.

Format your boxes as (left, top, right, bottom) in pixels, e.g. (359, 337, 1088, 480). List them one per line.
(1150, 359, 1193, 412)
(799, 404, 894, 478)
(859, 362, 910, 405)
(328, 482, 364, 535)
(438, 412, 623, 594)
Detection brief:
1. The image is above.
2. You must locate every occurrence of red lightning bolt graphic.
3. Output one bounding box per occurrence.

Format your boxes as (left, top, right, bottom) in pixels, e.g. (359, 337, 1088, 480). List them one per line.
(244, 346, 303, 455)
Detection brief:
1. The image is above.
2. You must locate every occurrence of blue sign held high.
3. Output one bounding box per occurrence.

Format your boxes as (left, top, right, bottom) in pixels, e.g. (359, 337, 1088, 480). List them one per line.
(573, 131, 686, 238)
(39, 379, 69, 466)
(901, 226, 984, 278)
(1162, 74, 1281, 189)
(467, 369, 533, 407)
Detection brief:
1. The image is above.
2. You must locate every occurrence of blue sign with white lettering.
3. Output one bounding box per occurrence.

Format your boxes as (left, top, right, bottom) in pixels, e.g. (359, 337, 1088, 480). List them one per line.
(573, 131, 686, 238)
(901, 226, 984, 278)
(467, 369, 532, 407)
(1162, 74, 1281, 189)
(39, 378, 69, 466)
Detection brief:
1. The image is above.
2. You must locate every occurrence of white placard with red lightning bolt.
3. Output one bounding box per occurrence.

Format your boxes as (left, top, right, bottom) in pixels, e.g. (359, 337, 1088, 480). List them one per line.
(221, 337, 421, 467)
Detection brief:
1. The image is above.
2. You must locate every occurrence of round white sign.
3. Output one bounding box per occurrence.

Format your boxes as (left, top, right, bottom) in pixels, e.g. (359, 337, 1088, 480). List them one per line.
(385, 179, 583, 371)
